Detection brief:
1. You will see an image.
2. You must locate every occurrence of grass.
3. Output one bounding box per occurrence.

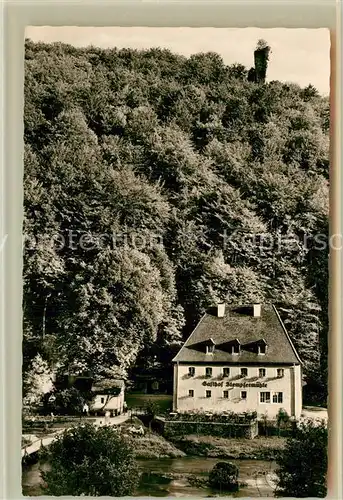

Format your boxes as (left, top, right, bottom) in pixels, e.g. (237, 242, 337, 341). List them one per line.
(118, 414, 185, 459)
(120, 413, 285, 460)
(171, 435, 287, 460)
(132, 432, 186, 459)
(126, 393, 173, 413)
(120, 415, 144, 427)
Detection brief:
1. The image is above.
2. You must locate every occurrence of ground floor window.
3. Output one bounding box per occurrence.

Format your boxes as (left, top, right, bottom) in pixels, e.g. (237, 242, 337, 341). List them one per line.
(241, 391, 247, 400)
(260, 391, 271, 403)
(273, 392, 283, 403)
(260, 391, 283, 403)
(189, 389, 194, 397)
(223, 390, 229, 399)
(206, 390, 211, 398)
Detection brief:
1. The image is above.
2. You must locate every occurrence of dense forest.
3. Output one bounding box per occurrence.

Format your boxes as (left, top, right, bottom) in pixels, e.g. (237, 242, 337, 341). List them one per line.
(23, 39, 329, 407)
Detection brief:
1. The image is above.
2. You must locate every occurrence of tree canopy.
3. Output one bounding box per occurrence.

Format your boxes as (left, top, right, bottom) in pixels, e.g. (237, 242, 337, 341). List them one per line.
(275, 419, 328, 497)
(41, 423, 139, 496)
(23, 40, 329, 404)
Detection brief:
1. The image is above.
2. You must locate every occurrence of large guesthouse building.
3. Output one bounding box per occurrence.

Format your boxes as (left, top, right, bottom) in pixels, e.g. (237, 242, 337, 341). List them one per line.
(172, 303, 302, 419)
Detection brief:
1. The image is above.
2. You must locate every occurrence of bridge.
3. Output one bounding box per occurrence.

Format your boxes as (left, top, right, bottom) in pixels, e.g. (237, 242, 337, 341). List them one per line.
(22, 429, 65, 458)
(22, 413, 129, 458)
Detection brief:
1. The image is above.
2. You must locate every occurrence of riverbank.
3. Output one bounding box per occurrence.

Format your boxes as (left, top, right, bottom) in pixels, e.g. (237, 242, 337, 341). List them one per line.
(23, 456, 277, 497)
(121, 414, 286, 460)
(170, 435, 286, 460)
(128, 430, 286, 460)
(22, 416, 286, 462)
(22, 418, 284, 496)
(132, 433, 186, 459)
(136, 457, 278, 498)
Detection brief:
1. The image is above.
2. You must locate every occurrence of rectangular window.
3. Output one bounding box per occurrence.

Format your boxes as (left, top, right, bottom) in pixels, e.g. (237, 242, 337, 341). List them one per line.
(260, 392, 271, 403)
(206, 344, 215, 354)
(188, 367, 195, 377)
(241, 391, 247, 400)
(259, 344, 266, 354)
(277, 368, 284, 378)
(223, 390, 229, 399)
(205, 367, 212, 377)
(100, 397, 105, 404)
(231, 344, 240, 354)
(223, 367, 230, 377)
(259, 368, 266, 378)
(241, 368, 248, 377)
(206, 390, 211, 398)
(189, 389, 194, 398)
(273, 392, 283, 403)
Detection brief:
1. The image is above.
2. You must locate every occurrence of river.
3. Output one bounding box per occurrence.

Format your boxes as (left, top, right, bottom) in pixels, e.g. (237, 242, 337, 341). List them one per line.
(22, 457, 277, 497)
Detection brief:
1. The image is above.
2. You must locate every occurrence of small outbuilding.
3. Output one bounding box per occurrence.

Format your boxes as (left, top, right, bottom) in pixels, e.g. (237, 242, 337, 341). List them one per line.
(90, 379, 125, 416)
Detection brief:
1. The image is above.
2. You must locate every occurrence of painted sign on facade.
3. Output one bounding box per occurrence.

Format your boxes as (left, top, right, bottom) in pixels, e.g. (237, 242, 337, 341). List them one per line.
(202, 380, 268, 388)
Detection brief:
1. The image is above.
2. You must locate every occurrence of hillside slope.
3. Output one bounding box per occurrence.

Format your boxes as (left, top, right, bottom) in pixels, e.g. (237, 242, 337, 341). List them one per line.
(23, 41, 329, 404)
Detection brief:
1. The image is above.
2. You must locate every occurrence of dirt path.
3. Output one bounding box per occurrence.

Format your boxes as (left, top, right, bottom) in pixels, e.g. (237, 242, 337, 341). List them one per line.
(22, 414, 129, 457)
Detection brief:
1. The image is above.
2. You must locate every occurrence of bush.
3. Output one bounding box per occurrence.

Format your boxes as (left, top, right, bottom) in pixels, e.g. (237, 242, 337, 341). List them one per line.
(163, 411, 258, 439)
(168, 410, 257, 423)
(209, 461, 239, 492)
(275, 419, 327, 497)
(47, 387, 86, 415)
(145, 400, 160, 418)
(42, 422, 139, 496)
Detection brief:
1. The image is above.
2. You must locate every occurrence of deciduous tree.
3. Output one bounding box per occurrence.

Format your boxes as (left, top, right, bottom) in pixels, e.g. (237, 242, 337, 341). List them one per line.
(275, 419, 327, 497)
(42, 423, 139, 496)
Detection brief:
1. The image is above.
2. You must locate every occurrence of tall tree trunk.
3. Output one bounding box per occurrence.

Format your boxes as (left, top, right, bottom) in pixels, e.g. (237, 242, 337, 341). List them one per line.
(42, 293, 51, 339)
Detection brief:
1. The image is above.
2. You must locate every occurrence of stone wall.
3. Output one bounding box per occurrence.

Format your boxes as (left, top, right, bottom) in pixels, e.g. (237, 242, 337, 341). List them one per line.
(159, 418, 258, 440)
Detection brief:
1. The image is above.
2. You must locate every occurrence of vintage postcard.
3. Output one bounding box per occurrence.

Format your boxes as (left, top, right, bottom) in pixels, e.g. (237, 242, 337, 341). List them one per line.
(21, 26, 330, 497)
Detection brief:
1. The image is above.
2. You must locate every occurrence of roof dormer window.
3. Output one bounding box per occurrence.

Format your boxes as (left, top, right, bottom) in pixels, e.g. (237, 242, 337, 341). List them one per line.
(258, 339, 267, 355)
(231, 343, 240, 355)
(206, 344, 215, 354)
(205, 338, 215, 354)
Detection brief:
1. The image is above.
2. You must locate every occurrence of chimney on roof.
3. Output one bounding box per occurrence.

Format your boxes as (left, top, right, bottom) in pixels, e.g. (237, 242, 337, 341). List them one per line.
(253, 304, 261, 317)
(217, 303, 225, 318)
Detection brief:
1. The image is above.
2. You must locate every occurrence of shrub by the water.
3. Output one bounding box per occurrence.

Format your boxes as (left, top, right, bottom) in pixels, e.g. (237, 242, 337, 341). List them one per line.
(209, 461, 239, 492)
(41, 422, 139, 496)
(275, 419, 327, 497)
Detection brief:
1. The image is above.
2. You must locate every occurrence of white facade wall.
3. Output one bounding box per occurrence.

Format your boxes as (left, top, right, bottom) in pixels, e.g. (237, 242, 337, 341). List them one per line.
(292, 364, 303, 418)
(173, 363, 302, 419)
(91, 388, 124, 414)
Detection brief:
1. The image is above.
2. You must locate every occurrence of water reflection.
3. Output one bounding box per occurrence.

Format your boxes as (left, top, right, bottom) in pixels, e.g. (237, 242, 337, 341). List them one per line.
(22, 457, 277, 497)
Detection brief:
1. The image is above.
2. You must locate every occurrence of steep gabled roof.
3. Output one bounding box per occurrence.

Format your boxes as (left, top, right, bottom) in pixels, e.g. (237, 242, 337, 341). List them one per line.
(91, 378, 125, 394)
(172, 304, 301, 365)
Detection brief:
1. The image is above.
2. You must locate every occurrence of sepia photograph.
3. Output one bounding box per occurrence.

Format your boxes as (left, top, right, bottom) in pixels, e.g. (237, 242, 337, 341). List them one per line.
(21, 26, 330, 497)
